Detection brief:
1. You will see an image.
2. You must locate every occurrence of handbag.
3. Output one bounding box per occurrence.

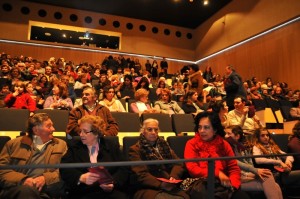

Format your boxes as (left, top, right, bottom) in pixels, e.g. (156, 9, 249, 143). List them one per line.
(180, 178, 233, 199)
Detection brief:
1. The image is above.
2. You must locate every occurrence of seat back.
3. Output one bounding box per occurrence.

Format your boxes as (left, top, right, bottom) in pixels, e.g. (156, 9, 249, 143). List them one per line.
(252, 99, 267, 111)
(167, 136, 194, 159)
(34, 109, 69, 132)
(0, 108, 29, 131)
(141, 113, 173, 132)
(270, 134, 290, 152)
(123, 136, 140, 160)
(111, 112, 141, 132)
(171, 114, 195, 135)
(0, 136, 11, 152)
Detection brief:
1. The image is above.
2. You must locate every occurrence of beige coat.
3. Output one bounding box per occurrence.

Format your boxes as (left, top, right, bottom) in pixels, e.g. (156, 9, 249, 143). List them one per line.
(0, 136, 67, 188)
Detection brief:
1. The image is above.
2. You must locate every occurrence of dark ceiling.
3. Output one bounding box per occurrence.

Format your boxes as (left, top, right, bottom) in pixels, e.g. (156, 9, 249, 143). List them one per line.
(27, 0, 232, 29)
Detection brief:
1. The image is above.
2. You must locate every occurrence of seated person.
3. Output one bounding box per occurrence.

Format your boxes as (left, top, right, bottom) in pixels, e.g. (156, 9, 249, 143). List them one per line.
(153, 88, 185, 115)
(227, 96, 264, 134)
(209, 100, 229, 128)
(290, 101, 300, 118)
(226, 126, 282, 199)
(253, 129, 300, 186)
(0, 113, 67, 199)
(66, 87, 118, 136)
(99, 86, 126, 112)
(128, 118, 190, 199)
(4, 80, 36, 116)
(60, 115, 128, 199)
(44, 82, 73, 110)
(288, 121, 300, 170)
(130, 88, 157, 115)
(184, 112, 250, 199)
(182, 90, 204, 116)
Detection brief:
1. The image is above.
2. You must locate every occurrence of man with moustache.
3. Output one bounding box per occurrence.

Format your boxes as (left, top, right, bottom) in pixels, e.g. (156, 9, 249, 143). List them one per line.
(66, 87, 118, 136)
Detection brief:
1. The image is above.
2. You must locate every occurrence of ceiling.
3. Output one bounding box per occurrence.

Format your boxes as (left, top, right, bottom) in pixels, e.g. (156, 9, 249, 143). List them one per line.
(27, 0, 232, 29)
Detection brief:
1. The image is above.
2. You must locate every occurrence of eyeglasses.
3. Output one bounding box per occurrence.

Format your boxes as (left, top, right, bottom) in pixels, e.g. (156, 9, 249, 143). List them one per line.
(145, 127, 159, 132)
(80, 130, 93, 135)
(198, 125, 212, 131)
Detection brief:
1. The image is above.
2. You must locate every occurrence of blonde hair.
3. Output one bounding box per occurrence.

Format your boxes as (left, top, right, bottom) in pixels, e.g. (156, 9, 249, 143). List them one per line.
(135, 88, 149, 101)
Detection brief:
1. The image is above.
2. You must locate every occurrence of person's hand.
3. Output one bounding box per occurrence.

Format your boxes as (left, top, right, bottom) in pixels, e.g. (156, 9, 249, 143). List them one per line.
(23, 177, 35, 187)
(285, 161, 292, 169)
(80, 172, 101, 185)
(243, 106, 249, 115)
(280, 162, 291, 172)
(100, 183, 114, 192)
(218, 171, 231, 188)
(12, 90, 19, 97)
(202, 90, 209, 97)
(33, 175, 46, 191)
(257, 169, 272, 181)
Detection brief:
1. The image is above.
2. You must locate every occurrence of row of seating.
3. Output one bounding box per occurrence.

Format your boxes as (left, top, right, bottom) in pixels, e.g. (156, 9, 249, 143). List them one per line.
(0, 108, 196, 135)
(252, 98, 298, 122)
(0, 133, 291, 161)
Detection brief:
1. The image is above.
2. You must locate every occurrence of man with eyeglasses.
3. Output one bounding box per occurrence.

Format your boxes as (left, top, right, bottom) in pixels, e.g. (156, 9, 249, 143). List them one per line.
(128, 118, 190, 199)
(227, 96, 263, 134)
(66, 87, 118, 136)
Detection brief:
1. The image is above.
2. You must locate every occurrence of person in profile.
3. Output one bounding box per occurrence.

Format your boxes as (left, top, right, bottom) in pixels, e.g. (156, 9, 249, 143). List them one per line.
(0, 113, 67, 199)
(61, 115, 128, 199)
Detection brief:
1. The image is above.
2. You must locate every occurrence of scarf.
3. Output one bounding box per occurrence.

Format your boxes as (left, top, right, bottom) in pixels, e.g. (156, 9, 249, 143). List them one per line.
(102, 98, 118, 111)
(139, 135, 173, 160)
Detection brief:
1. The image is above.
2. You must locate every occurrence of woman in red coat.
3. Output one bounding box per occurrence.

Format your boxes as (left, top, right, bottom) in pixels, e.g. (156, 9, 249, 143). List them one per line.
(4, 80, 36, 115)
(184, 112, 250, 199)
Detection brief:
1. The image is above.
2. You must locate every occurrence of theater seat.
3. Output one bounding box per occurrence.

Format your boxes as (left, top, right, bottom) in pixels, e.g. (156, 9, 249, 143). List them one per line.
(171, 114, 195, 135)
(0, 136, 11, 152)
(167, 136, 193, 159)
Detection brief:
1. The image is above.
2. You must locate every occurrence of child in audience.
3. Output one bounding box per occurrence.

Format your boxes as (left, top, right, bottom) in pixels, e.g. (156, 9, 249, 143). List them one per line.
(4, 80, 36, 115)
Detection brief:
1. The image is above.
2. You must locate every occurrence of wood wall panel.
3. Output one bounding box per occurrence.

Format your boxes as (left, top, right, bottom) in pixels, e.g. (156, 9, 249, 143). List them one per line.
(199, 20, 300, 90)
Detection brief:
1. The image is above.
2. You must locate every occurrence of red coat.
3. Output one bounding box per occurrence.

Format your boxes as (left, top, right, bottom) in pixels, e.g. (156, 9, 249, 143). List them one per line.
(184, 134, 241, 189)
(4, 93, 36, 112)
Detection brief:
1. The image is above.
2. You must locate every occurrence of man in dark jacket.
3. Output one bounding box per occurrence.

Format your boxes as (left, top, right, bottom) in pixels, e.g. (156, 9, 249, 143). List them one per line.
(224, 65, 247, 111)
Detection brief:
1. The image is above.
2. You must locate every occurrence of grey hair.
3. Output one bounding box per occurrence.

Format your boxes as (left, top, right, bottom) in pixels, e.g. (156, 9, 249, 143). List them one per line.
(140, 118, 160, 133)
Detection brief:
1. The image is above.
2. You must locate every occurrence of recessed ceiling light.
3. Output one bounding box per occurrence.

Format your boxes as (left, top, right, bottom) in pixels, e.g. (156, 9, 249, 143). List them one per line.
(45, 32, 51, 36)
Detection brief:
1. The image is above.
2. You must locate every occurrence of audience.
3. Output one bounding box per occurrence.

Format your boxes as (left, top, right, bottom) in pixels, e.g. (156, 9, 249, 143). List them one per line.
(66, 87, 118, 136)
(154, 88, 184, 115)
(0, 113, 67, 199)
(224, 65, 247, 111)
(61, 115, 128, 199)
(287, 121, 300, 170)
(128, 118, 190, 199)
(4, 80, 36, 115)
(182, 90, 204, 116)
(227, 96, 263, 134)
(99, 86, 126, 112)
(184, 112, 250, 199)
(130, 88, 157, 114)
(253, 129, 300, 187)
(226, 126, 283, 199)
(43, 82, 73, 110)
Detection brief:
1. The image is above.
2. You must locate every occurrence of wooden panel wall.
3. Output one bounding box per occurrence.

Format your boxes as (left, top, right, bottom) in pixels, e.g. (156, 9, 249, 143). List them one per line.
(199, 20, 300, 90)
(0, 15, 299, 90)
